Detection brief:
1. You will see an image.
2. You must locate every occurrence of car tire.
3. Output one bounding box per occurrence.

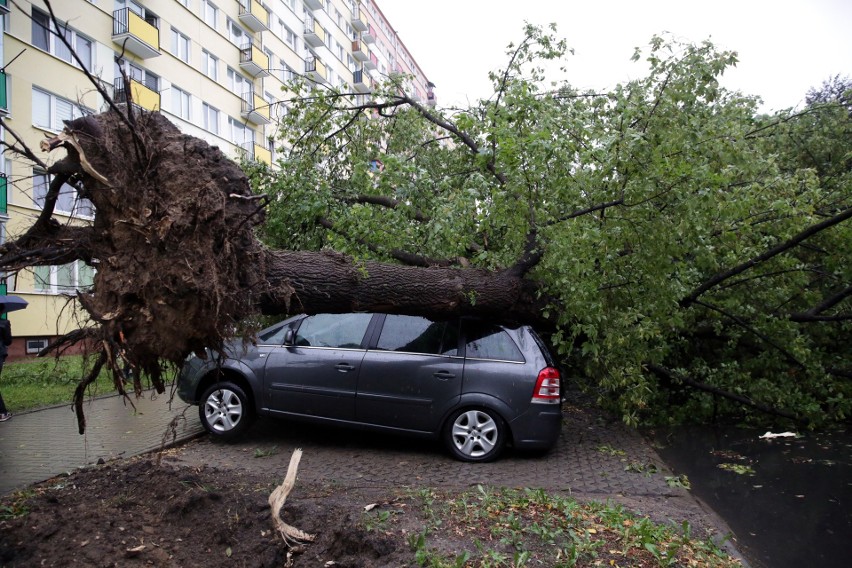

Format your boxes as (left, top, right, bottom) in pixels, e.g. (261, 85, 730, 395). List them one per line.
(199, 381, 254, 439)
(443, 407, 506, 463)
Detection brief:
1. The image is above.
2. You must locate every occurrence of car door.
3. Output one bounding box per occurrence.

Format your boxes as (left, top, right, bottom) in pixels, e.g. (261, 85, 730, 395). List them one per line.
(356, 315, 463, 432)
(264, 313, 374, 421)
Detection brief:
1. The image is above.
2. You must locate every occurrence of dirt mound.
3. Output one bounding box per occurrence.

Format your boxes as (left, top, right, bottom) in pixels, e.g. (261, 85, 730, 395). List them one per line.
(0, 458, 414, 567)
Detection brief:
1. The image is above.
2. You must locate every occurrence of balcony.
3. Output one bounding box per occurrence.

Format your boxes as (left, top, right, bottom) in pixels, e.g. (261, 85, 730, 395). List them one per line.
(241, 92, 270, 125)
(112, 8, 160, 59)
(114, 78, 160, 111)
(365, 52, 377, 71)
(352, 69, 371, 93)
(362, 24, 376, 44)
(305, 56, 327, 84)
(240, 141, 272, 165)
(350, 3, 367, 32)
(303, 0, 323, 10)
(0, 71, 8, 116)
(0, 0, 9, 15)
(238, 0, 269, 32)
(239, 43, 269, 77)
(352, 40, 370, 62)
(0, 174, 7, 215)
(303, 18, 325, 48)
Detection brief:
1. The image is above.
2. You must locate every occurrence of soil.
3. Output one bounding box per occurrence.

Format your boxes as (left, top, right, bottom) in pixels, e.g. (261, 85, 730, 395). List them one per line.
(0, 397, 744, 568)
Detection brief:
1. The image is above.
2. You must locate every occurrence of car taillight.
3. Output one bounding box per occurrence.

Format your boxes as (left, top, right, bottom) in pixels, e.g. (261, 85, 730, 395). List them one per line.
(532, 367, 561, 404)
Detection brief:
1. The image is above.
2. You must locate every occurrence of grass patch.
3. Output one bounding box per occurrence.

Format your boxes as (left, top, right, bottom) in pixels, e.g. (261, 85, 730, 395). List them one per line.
(1, 356, 115, 412)
(408, 485, 740, 567)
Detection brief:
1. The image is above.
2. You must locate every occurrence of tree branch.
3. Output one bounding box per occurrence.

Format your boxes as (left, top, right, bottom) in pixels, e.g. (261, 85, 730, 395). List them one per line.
(681, 205, 852, 306)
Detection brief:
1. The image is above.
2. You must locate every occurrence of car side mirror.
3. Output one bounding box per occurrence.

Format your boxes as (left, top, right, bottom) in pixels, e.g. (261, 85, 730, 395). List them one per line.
(283, 328, 295, 346)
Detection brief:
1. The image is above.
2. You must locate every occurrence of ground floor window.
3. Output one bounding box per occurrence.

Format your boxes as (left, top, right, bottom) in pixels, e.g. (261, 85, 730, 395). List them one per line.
(33, 260, 95, 294)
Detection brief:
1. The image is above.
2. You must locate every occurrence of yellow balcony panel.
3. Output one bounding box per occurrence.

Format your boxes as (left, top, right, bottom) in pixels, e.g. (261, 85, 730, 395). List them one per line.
(242, 93, 270, 125)
(305, 57, 327, 84)
(238, 0, 269, 33)
(253, 143, 272, 165)
(352, 40, 370, 62)
(115, 78, 160, 111)
(351, 3, 367, 32)
(240, 44, 269, 77)
(304, 19, 325, 48)
(112, 9, 160, 59)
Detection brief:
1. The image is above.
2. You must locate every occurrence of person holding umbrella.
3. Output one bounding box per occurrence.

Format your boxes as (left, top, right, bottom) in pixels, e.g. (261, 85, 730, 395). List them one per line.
(0, 295, 26, 422)
(0, 306, 12, 421)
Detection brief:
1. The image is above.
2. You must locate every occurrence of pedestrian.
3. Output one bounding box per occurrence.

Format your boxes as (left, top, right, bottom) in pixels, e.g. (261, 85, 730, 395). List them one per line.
(0, 305, 12, 422)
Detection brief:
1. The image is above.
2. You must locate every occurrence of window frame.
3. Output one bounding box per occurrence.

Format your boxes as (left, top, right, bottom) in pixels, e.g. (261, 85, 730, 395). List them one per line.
(31, 7, 93, 70)
(170, 27, 191, 63)
(171, 86, 191, 120)
(33, 260, 95, 295)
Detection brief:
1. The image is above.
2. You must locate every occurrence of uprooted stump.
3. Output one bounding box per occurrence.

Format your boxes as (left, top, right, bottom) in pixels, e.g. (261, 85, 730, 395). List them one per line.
(42, 111, 274, 380)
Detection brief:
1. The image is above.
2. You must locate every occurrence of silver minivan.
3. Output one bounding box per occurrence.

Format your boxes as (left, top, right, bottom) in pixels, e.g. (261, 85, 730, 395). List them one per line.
(177, 313, 562, 462)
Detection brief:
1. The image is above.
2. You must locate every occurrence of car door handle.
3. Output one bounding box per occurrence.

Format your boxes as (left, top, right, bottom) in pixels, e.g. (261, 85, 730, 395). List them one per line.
(335, 363, 355, 372)
(433, 370, 455, 380)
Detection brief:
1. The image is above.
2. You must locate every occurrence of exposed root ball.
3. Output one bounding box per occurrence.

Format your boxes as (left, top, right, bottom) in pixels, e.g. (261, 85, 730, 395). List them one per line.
(61, 110, 271, 378)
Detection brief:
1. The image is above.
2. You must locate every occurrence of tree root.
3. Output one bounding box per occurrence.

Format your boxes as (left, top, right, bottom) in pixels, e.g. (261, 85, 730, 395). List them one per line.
(269, 449, 316, 546)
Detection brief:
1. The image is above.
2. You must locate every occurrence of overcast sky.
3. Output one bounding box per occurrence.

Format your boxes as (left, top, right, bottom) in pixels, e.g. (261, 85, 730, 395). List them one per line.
(377, 0, 852, 112)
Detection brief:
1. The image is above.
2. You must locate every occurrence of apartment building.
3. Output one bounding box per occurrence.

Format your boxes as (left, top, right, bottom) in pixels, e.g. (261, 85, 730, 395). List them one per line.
(0, 0, 435, 358)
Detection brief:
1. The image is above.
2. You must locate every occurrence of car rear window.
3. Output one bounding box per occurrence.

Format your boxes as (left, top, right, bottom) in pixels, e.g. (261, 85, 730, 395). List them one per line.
(463, 322, 525, 362)
(376, 315, 459, 355)
(294, 313, 372, 349)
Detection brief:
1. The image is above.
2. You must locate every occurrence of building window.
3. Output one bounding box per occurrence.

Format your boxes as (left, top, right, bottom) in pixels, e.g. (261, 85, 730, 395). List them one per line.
(227, 67, 252, 98)
(34, 261, 95, 294)
(170, 28, 191, 63)
(228, 117, 254, 146)
(202, 49, 218, 80)
(32, 170, 94, 217)
(32, 7, 93, 70)
(227, 18, 248, 47)
(203, 103, 219, 134)
(32, 88, 87, 132)
(26, 339, 50, 355)
(172, 86, 191, 119)
(201, 0, 218, 28)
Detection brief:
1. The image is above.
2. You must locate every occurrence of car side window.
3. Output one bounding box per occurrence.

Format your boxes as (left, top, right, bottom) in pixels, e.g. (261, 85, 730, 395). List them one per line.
(294, 313, 372, 348)
(376, 315, 459, 356)
(258, 323, 289, 345)
(463, 322, 525, 362)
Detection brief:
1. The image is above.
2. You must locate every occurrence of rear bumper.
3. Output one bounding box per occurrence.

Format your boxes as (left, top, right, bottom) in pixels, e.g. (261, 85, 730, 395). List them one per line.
(509, 404, 562, 449)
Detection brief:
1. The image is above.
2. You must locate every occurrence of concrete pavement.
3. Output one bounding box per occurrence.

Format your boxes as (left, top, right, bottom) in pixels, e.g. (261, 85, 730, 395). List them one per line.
(0, 390, 204, 495)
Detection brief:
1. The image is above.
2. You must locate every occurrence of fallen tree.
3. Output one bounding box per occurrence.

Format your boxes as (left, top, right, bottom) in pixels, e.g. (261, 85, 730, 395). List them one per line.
(1, 17, 849, 430)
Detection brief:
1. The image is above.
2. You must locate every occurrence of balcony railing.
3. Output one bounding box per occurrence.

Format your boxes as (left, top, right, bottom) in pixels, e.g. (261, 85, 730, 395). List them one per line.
(0, 0, 10, 15)
(241, 141, 272, 165)
(362, 23, 376, 44)
(303, 18, 325, 48)
(114, 78, 160, 111)
(352, 69, 371, 93)
(305, 57, 327, 83)
(352, 40, 370, 62)
(238, 0, 269, 33)
(239, 43, 269, 77)
(365, 52, 378, 71)
(304, 0, 323, 10)
(350, 2, 367, 32)
(241, 92, 270, 125)
(0, 70, 8, 116)
(112, 8, 160, 59)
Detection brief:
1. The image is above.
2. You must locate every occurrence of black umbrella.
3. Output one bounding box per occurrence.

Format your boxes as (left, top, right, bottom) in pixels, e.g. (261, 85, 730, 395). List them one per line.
(0, 295, 29, 313)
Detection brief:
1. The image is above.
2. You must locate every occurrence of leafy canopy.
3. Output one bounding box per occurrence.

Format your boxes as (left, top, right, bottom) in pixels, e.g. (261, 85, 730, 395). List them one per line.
(253, 26, 851, 427)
